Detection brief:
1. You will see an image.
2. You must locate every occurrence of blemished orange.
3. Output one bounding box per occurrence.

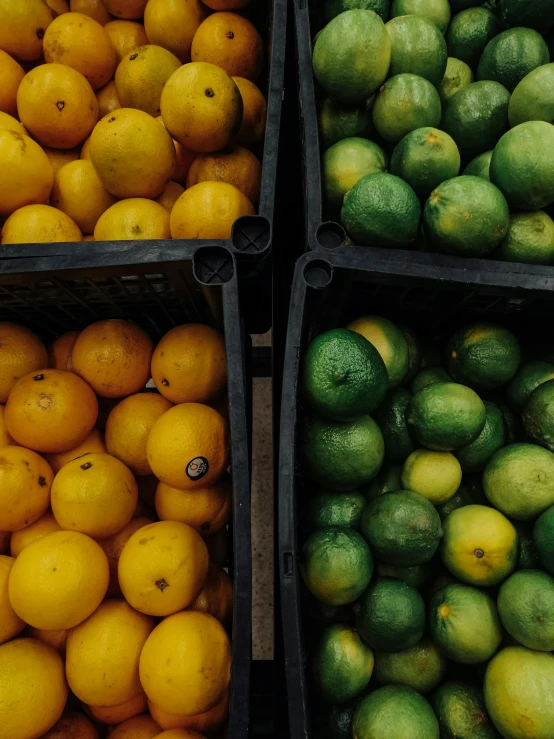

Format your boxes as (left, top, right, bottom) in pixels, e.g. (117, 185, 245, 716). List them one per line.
(191, 12, 263, 82)
(0, 406, 14, 448)
(43, 712, 99, 739)
(8, 530, 109, 629)
(139, 611, 232, 715)
(45, 428, 107, 473)
(99, 516, 150, 596)
(0, 322, 48, 402)
(187, 145, 262, 206)
(51, 159, 117, 234)
(156, 181, 185, 212)
(70, 0, 112, 24)
(51, 452, 138, 539)
(151, 323, 226, 404)
(155, 476, 231, 536)
(106, 392, 173, 476)
(103, 0, 148, 19)
(0, 50, 25, 116)
(5, 368, 97, 453)
(0, 446, 53, 532)
(89, 108, 176, 198)
(66, 599, 155, 707)
(17, 64, 98, 149)
(43, 146, 81, 177)
(0, 130, 53, 217)
(160, 62, 242, 153)
(96, 79, 121, 117)
(232, 76, 267, 146)
(0, 0, 53, 62)
(94, 198, 171, 241)
(143, 0, 207, 63)
(47, 0, 70, 16)
(43, 12, 117, 90)
(156, 116, 196, 184)
(88, 691, 148, 724)
(115, 44, 181, 117)
(170, 181, 254, 240)
(26, 626, 68, 654)
(118, 520, 209, 616)
(10, 510, 61, 557)
(0, 556, 25, 644)
(105, 19, 149, 62)
(149, 689, 229, 732)
(47, 330, 80, 370)
(109, 715, 161, 739)
(0, 111, 27, 136)
(188, 564, 233, 626)
(0, 639, 68, 739)
(72, 319, 154, 398)
(1, 204, 83, 245)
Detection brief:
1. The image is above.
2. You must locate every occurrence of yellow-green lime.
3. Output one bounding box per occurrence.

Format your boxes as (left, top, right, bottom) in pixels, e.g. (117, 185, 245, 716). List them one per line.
(509, 63, 554, 128)
(374, 389, 417, 463)
(385, 15, 447, 85)
(372, 73, 442, 144)
(438, 57, 474, 102)
(391, 0, 451, 32)
(353, 685, 439, 739)
(318, 97, 374, 150)
(410, 366, 450, 394)
(432, 682, 500, 739)
(390, 127, 460, 197)
(495, 211, 554, 266)
(507, 361, 554, 412)
(324, 0, 391, 23)
(454, 400, 507, 472)
(497, 570, 554, 651)
(374, 639, 447, 694)
(446, 7, 499, 69)
(348, 315, 410, 388)
(314, 624, 374, 703)
(477, 27, 549, 91)
(523, 379, 554, 452)
(462, 150, 492, 180)
(302, 491, 366, 532)
(401, 449, 461, 504)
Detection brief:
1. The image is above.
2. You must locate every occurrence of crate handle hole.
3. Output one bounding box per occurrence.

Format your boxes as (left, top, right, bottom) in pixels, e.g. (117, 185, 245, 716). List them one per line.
(283, 552, 294, 577)
(304, 259, 333, 289)
(316, 221, 347, 249)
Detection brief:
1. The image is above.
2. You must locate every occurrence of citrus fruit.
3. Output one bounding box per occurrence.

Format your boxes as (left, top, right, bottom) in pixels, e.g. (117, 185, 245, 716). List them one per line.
(509, 63, 554, 128)
(0, 110, 27, 136)
(401, 449, 461, 504)
(115, 45, 181, 117)
(43, 712, 99, 739)
(47, 330, 79, 370)
(26, 626, 68, 654)
(454, 400, 507, 471)
(0, 0, 53, 61)
(109, 715, 161, 739)
(324, 0, 390, 22)
(374, 389, 417, 463)
(438, 57, 474, 102)
(51, 159, 117, 234)
(390, 127, 459, 197)
(0, 406, 13, 448)
(233, 76, 267, 146)
(410, 366, 450, 394)
(391, 0, 450, 31)
(96, 79, 123, 118)
(186, 145, 262, 205)
(187, 564, 233, 625)
(495, 211, 554, 265)
(447, 322, 520, 390)
(477, 27, 549, 91)
(170, 181, 255, 239)
(498, 570, 554, 651)
(372, 73, 441, 144)
(149, 688, 229, 732)
(432, 682, 499, 739)
(446, 7, 499, 69)
(0, 130, 54, 217)
(94, 198, 171, 240)
(155, 181, 185, 211)
(361, 490, 443, 566)
(0, 322, 47, 402)
(348, 316, 410, 388)
(44, 427, 107, 473)
(143, 0, 206, 63)
(364, 463, 402, 501)
(8, 530, 109, 629)
(463, 150, 492, 180)
(435, 484, 474, 520)
(10, 510, 61, 557)
(513, 521, 540, 570)
(353, 685, 439, 739)
(104, 19, 149, 61)
(0, 447, 53, 532)
(0, 555, 25, 644)
(314, 623, 374, 703)
(87, 692, 148, 724)
(99, 516, 150, 596)
(386, 15, 447, 85)
(429, 583, 502, 663)
(499, 0, 554, 29)
(0, 50, 25, 117)
(302, 491, 365, 533)
(1, 203, 83, 244)
(523, 379, 554, 451)
(155, 476, 231, 535)
(317, 97, 374, 150)
(484, 443, 554, 520)
(534, 505, 554, 575)
(70, 0, 112, 23)
(374, 639, 447, 694)
(375, 561, 433, 590)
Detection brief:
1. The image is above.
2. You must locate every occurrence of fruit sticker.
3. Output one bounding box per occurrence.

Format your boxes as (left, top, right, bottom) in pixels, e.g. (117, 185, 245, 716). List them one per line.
(187, 456, 209, 480)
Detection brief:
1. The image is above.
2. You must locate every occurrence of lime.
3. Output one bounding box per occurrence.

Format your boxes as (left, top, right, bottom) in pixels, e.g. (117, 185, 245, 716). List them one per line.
(318, 98, 375, 151)
(463, 150, 492, 180)
(391, 0, 451, 32)
(438, 57, 474, 102)
(401, 449, 461, 504)
(495, 211, 554, 266)
(348, 315, 410, 388)
(386, 15, 447, 85)
(533, 505, 554, 575)
(374, 389, 417, 464)
(477, 27, 549, 91)
(372, 73, 442, 144)
(374, 639, 446, 694)
(454, 400, 507, 472)
(509, 64, 554, 128)
(375, 562, 434, 590)
(523, 379, 554, 452)
(498, 570, 554, 651)
(432, 682, 500, 739)
(302, 491, 366, 532)
(324, 0, 390, 22)
(353, 685, 439, 739)
(513, 521, 540, 570)
(364, 464, 402, 501)
(399, 325, 421, 383)
(446, 7, 499, 69)
(410, 366, 450, 394)
(314, 624, 374, 703)
(435, 484, 474, 520)
(507, 361, 554, 412)
(390, 127, 460, 197)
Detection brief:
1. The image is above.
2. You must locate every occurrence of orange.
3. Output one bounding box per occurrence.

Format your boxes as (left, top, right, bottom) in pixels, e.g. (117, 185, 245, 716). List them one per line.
(0, 639, 68, 739)
(151, 323, 226, 404)
(96, 79, 121, 117)
(70, 0, 112, 24)
(0, 406, 14, 447)
(103, 0, 148, 19)
(43, 712, 99, 739)
(0, 130, 53, 217)
(81, 134, 92, 159)
(160, 61, 242, 152)
(0, 531, 9, 555)
(43, 146, 81, 177)
(155, 476, 231, 536)
(105, 19, 149, 62)
(5, 368, 97, 453)
(17, 64, 98, 149)
(45, 428, 107, 473)
(88, 691, 148, 724)
(72, 318, 154, 398)
(106, 392, 173, 475)
(0, 556, 25, 644)
(43, 12, 117, 89)
(233, 76, 267, 146)
(1, 204, 83, 244)
(115, 44, 181, 117)
(187, 145, 261, 205)
(170, 181, 254, 239)
(0, 111, 27, 136)
(187, 564, 233, 626)
(139, 611, 232, 715)
(51, 159, 117, 234)
(118, 520, 209, 616)
(51, 452, 138, 539)
(94, 198, 171, 240)
(8, 530, 109, 629)
(101, 515, 151, 595)
(0, 50, 25, 116)
(149, 689, 229, 732)
(156, 732, 206, 739)
(47, 0, 70, 16)
(191, 12, 263, 82)
(0, 322, 47, 402)
(47, 330, 80, 370)
(66, 599, 155, 707)
(10, 510, 61, 557)
(109, 715, 161, 739)
(0, 446, 53, 531)
(143, 0, 207, 63)
(147, 403, 229, 490)
(26, 626, 68, 654)
(156, 116, 196, 184)
(0, 0, 53, 62)
(89, 108, 176, 198)
(156, 181, 185, 212)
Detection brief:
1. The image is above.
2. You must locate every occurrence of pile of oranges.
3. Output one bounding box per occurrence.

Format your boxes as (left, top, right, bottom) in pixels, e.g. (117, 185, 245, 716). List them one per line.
(0, 0, 267, 244)
(0, 318, 235, 739)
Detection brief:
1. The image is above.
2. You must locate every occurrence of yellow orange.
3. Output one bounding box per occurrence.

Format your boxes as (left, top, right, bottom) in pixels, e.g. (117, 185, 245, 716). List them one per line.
(66, 599, 155, 707)
(0, 130, 53, 217)
(109, 715, 161, 739)
(188, 564, 233, 626)
(5, 368, 97, 453)
(94, 198, 170, 240)
(115, 44, 181, 117)
(8, 530, 109, 629)
(233, 77, 267, 146)
(0, 639, 68, 739)
(70, 0, 112, 24)
(72, 318, 154, 397)
(0, 446, 53, 531)
(139, 611, 232, 715)
(81, 134, 92, 159)
(170, 181, 254, 239)
(90, 108, 175, 198)
(105, 19, 149, 62)
(47, 0, 70, 15)
(155, 476, 231, 536)
(43, 12, 117, 89)
(103, 0, 149, 19)
(0, 406, 15, 448)
(100, 515, 151, 596)
(17, 63, 98, 148)
(52, 159, 117, 234)
(26, 626, 68, 654)
(156, 115, 196, 184)
(10, 510, 61, 557)
(2, 204, 83, 244)
(43, 712, 99, 739)
(0, 0, 53, 62)
(149, 689, 229, 732)
(0, 111, 26, 136)
(156, 181, 185, 212)
(0, 556, 25, 644)
(45, 427, 107, 473)
(47, 330, 80, 370)
(144, 0, 207, 63)
(96, 79, 121, 117)
(0, 50, 25, 116)
(0, 322, 47, 402)
(205, 527, 228, 567)
(187, 145, 261, 205)
(160, 62, 242, 152)
(88, 691, 148, 724)
(43, 146, 81, 177)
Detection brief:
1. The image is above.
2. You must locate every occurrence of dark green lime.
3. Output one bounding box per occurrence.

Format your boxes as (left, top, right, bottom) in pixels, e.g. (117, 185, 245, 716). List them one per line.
(374, 388, 417, 464)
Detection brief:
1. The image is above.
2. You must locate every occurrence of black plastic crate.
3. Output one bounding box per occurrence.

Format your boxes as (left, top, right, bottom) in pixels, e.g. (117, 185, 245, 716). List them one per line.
(0, 242, 252, 738)
(278, 247, 554, 738)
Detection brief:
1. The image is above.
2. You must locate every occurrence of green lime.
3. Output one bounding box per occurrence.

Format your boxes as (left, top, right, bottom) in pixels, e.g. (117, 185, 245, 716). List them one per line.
(372, 73, 442, 144)
(324, 0, 390, 22)
(302, 491, 366, 532)
(533, 505, 554, 575)
(509, 64, 554, 128)
(364, 464, 402, 501)
(446, 8, 499, 69)
(401, 449, 461, 504)
(353, 685, 439, 739)
(498, 0, 554, 29)
(496, 399, 519, 444)
(386, 15, 447, 85)
(375, 561, 434, 590)
(477, 27, 549, 92)
(391, 0, 451, 32)
(399, 325, 421, 384)
(410, 366, 451, 395)
(432, 682, 500, 739)
(374, 389, 417, 463)
(318, 98, 374, 150)
(513, 521, 540, 570)
(314, 624, 374, 703)
(463, 150, 492, 180)
(318, 699, 360, 739)
(306, 595, 355, 627)
(348, 315, 410, 388)
(446, 322, 520, 390)
(523, 379, 554, 452)
(390, 127, 460, 197)
(454, 400, 507, 472)
(374, 639, 447, 694)
(438, 57, 474, 102)
(435, 484, 474, 520)
(507, 361, 554, 412)
(498, 570, 554, 651)
(495, 211, 554, 266)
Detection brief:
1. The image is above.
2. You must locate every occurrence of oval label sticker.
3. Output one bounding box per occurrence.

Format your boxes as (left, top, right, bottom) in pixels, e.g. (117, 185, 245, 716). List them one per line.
(186, 456, 209, 481)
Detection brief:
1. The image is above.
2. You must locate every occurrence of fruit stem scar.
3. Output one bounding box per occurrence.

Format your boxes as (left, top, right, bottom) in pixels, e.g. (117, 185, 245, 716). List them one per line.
(474, 548, 484, 558)
(226, 31, 234, 38)
(80, 462, 93, 470)
(56, 101, 65, 111)
(156, 578, 169, 591)
(33, 374, 44, 381)
(38, 476, 46, 487)
(129, 53, 138, 60)
(36, 28, 45, 39)
(439, 604, 451, 618)
(162, 378, 169, 386)
(205, 88, 215, 97)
